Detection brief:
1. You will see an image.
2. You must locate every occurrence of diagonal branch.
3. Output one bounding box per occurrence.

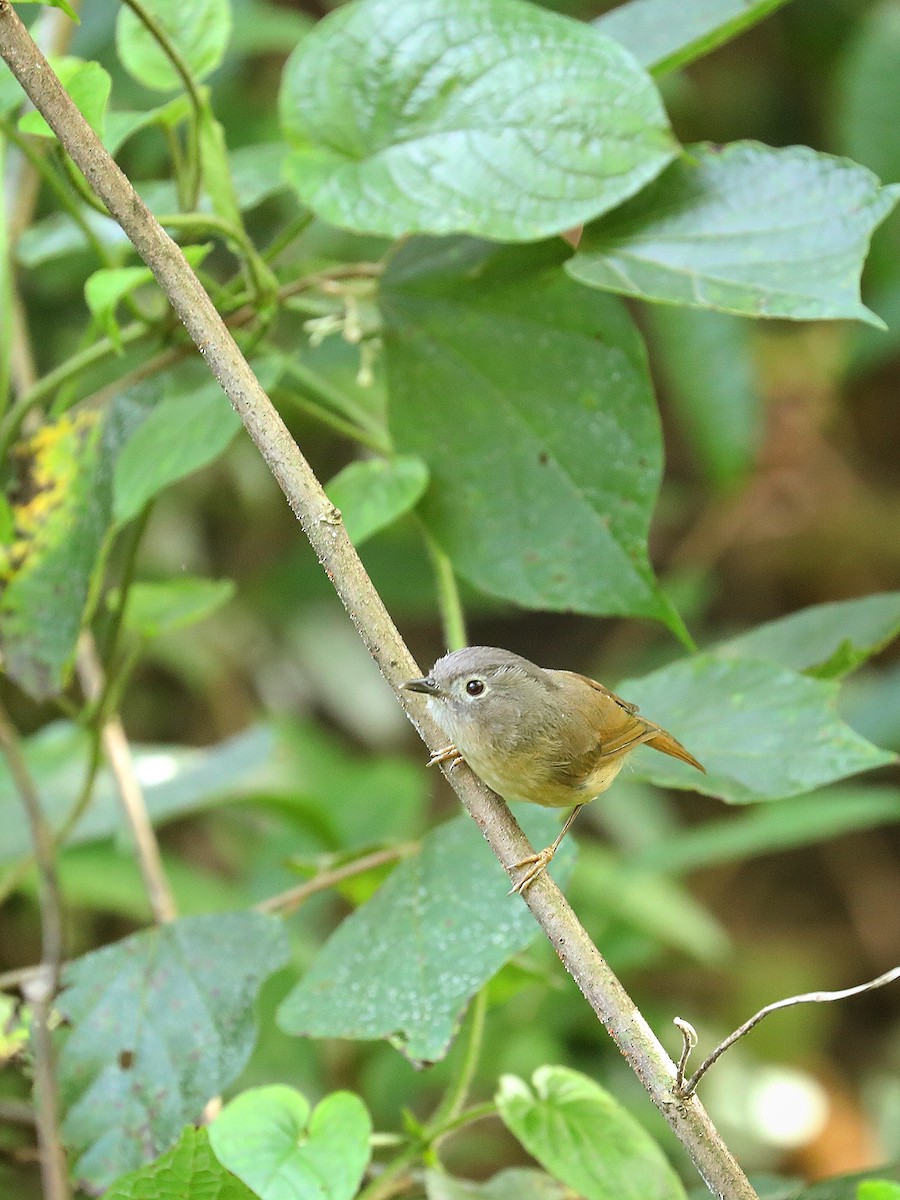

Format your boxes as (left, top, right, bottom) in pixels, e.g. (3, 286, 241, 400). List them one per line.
(0, 12, 757, 1197)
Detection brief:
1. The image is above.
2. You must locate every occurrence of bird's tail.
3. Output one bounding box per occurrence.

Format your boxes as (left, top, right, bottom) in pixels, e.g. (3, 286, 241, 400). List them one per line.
(646, 728, 705, 773)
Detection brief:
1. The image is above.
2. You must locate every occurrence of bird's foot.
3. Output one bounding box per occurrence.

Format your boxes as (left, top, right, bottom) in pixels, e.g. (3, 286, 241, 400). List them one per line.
(508, 846, 556, 895)
(427, 743, 463, 768)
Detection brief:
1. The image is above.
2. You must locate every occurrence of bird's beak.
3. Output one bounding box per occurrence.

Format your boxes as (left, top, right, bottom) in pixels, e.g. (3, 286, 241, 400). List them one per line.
(402, 676, 440, 696)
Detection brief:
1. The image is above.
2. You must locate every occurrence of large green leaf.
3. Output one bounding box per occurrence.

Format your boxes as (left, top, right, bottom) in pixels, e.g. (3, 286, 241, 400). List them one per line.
(595, 0, 793, 76)
(383, 238, 683, 634)
(621, 655, 894, 803)
(209, 1087, 371, 1200)
(120, 577, 236, 639)
(0, 385, 158, 699)
(277, 808, 576, 1063)
(716, 593, 900, 679)
(106, 1127, 255, 1200)
(567, 143, 900, 326)
(497, 1066, 687, 1200)
(59, 913, 289, 1191)
(786, 1165, 900, 1200)
(116, 0, 233, 92)
(279, 0, 676, 241)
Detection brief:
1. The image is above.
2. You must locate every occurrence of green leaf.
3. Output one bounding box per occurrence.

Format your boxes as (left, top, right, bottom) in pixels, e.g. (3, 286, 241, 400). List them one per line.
(227, 143, 290, 211)
(104, 95, 193, 155)
(496, 1066, 687, 1200)
(0, 62, 23, 114)
(113, 376, 242, 524)
(787, 1165, 900, 1200)
(833, 1, 900, 186)
(116, 0, 232, 92)
(11, 0, 78, 20)
(209, 1087, 371, 1200)
(0, 722, 274, 864)
(0, 384, 158, 699)
(85, 247, 211, 349)
(595, 0, 792, 76)
(106, 1126, 256, 1200)
(198, 100, 242, 227)
(621, 655, 895, 804)
(19, 57, 109, 138)
(277, 808, 576, 1063)
(119, 577, 236, 638)
(634, 785, 900, 874)
(716, 593, 900, 678)
(383, 237, 684, 634)
(857, 1184, 900, 1200)
(325, 456, 429, 546)
(426, 1168, 571, 1200)
(279, 0, 676, 241)
(59, 913, 290, 1191)
(567, 142, 900, 327)
(646, 307, 760, 489)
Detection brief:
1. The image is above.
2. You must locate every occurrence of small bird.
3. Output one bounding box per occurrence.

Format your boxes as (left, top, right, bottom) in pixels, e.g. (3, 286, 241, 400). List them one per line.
(403, 646, 704, 893)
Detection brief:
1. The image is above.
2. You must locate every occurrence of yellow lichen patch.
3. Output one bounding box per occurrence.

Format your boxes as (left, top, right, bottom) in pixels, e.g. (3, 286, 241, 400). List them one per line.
(0, 411, 100, 582)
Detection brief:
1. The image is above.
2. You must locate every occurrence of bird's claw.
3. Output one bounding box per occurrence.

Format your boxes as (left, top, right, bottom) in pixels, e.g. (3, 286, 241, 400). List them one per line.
(508, 846, 555, 895)
(427, 743, 463, 769)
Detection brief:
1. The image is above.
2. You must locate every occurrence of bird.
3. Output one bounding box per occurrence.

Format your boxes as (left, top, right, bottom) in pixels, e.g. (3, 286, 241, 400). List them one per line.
(403, 646, 704, 893)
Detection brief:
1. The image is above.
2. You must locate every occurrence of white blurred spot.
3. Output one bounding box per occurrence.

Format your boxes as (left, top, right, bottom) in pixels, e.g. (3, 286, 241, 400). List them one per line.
(134, 753, 179, 787)
(745, 1067, 830, 1148)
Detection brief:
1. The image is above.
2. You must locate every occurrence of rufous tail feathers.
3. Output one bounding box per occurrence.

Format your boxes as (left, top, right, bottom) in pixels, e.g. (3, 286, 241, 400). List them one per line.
(646, 729, 705, 773)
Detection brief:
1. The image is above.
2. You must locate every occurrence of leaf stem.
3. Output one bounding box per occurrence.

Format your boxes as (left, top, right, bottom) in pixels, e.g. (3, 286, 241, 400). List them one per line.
(428, 987, 487, 1130)
(257, 843, 418, 915)
(421, 524, 468, 651)
(75, 633, 177, 924)
(0, 701, 70, 1200)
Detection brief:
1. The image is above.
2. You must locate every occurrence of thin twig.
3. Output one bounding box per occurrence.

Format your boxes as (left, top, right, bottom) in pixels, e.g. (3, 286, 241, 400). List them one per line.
(256, 844, 418, 915)
(0, 702, 69, 1200)
(675, 964, 900, 1098)
(74, 633, 177, 924)
(0, 19, 758, 1198)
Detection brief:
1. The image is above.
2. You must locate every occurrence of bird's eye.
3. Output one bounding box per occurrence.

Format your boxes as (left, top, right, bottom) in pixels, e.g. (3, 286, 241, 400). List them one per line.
(465, 679, 485, 696)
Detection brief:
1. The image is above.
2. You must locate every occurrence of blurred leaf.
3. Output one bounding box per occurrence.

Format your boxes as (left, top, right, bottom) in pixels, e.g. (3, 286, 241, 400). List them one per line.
(595, 0, 792, 75)
(114, 377, 241, 524)
(568, 143, 900, 327)
(209, 1086, 371, 1200)
(833, 1, 900, 185)
(635, 786, 900, 874)
(116, 0, 232, 92)
(120, 577, 236, 638)
(622, 654, 895, 803)
(857, 1183, 900, 1200)
(106, 1126, 255, 1200)
(841, 662, 900, 753)
(496, 1066, 687, 1200)
(647, 307, 760, 488)
(716, 593, 900, 678)
(785, 1165, 900, 1200)
(0, 140, 10, 408)
(572, 845, 728, 962)
(279, 0, 676, 241)
(325, 456, 428, 546)
(0, 63, 22, 113)
(227, 143, 290, 211)
(59, 913, 290, 1190)
(15, 208, 125, 268)
(426, 1168, 571, 1200)
(277, 808, 576, 1063)
(10, 0, 78, 19)
(0, 722, 274, 863)
(384, 237, 685, 635)
(18, 58, 108, 138)
(198, 100, 242, 227)
(228, 0, 312, 55)
(104, 95, 193, 155)
(85, 245, 211, 349)
(0, 385, 157, 699)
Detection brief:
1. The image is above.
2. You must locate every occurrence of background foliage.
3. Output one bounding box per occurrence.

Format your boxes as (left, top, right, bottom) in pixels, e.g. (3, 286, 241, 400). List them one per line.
(1, 0, 900, 1197)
